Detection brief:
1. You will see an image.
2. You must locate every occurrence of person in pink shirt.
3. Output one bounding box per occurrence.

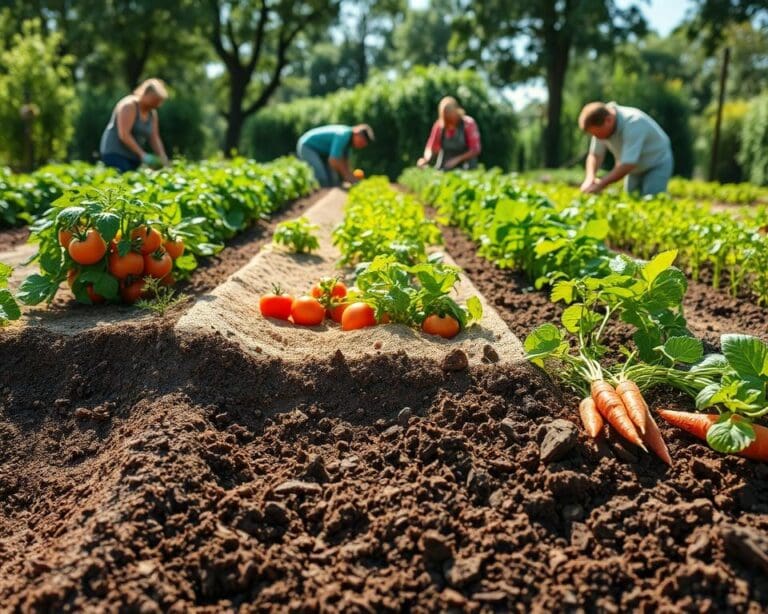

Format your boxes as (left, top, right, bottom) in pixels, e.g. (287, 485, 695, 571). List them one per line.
(417, 96, 482, 170)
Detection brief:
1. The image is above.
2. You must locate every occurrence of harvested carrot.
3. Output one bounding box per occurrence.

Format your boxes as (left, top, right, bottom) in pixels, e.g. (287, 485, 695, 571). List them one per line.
(658, 410, 768, 462)
(579, 397, 604, 438)
(642, 407, 672, 466)
(591, 380, 646, 450)
(616, 380, 648, 436)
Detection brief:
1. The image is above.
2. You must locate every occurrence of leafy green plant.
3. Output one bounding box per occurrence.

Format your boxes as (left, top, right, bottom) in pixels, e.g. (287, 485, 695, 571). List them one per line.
(0, 263, 21, 325)
(273, 217, 320, 253)
(354, 255, 482, 331)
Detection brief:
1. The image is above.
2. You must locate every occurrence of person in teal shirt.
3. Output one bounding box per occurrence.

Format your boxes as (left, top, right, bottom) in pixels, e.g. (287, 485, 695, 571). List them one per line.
(296, 124, 374, 187)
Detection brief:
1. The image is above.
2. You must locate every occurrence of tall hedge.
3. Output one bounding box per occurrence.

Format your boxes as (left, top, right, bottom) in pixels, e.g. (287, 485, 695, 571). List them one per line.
(244, 66, 517, 178)
(740, 93, 768, 186)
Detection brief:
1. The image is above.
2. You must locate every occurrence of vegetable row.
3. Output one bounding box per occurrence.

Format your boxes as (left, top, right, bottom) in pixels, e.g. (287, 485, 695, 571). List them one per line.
(260, 177, 482, 338)
(17, 157, 317, 306)
(401, 167, 768, 462)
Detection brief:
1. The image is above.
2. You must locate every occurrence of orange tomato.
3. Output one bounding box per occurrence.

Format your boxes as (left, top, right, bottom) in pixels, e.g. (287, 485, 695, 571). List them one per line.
(421, 314, 460, 339)
(164, 239, 185, 259)
(108, 247, 144, 279)
(261, 292, 294, 320)
(341, 302, 376, 331)
(353, 169, 365, 180)
(120, 279, 148, 304)
(328, 302, 349, 323)
(290, 296, 325, 326)
(58, 228, 74, 248)
(131, 226, 163, 255)
(68, 229, 107, 265)
(143, 250, 173, 278)
(310, 278, 347, 301)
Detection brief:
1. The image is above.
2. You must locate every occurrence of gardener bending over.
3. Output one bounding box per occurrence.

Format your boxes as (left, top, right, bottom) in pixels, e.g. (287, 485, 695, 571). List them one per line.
(296, 124, 374, 187)
(100, 78, 170, 173)
(417, 96, 481, 171)
(578, 101, 673, 196)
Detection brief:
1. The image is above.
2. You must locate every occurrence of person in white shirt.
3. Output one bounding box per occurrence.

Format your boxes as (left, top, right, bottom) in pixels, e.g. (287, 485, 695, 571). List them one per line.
(578, 101, 673, 196)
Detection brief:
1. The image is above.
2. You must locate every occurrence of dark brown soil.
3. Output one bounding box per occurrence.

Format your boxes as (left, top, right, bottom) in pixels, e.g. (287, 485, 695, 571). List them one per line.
(1, 194, 768, 612)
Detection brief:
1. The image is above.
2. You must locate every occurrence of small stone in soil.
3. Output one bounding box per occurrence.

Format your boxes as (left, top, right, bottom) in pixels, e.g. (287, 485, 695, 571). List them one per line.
(537, 419, 578, 463)
(482, 344, 500, 363)
(441, 349, 468, 372)
(381, 425, 403, 440)
(444, 555, 484, 587)
(397, 407, 412, 426)
(420, 530, 453, 563)
(500, 418, 516, 443)
(263, 502, 290, 526)
(273, 480, 323, 497)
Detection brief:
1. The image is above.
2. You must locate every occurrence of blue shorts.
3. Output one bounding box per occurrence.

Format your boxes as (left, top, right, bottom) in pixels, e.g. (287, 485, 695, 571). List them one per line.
(101, 152, 140, 173)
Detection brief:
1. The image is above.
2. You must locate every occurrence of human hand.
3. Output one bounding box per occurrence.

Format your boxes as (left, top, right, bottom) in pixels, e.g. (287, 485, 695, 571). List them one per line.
(580, 177, 598, 193)
(142, 152, 160, 168)
(417, 157, 429, 168)
(581, 181, 602, 194)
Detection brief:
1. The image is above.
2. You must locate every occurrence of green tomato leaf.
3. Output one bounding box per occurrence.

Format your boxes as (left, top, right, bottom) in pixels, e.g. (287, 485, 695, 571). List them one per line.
(691, 353, 728, 373)
(174, 253, 198, 272)
(561, 303, 598, 334)
(579, 219, 609, 240)
(16, 274, 59, 305)
(706, 415, 755, 454)
(79, 270, 119, 299)
(0, 289, 21, 321)
(92, 212, 121, 242)
(56, 206, 85, 227)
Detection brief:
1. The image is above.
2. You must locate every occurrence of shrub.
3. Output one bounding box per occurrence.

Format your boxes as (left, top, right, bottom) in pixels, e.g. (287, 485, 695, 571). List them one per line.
(739, 93, 768, 186)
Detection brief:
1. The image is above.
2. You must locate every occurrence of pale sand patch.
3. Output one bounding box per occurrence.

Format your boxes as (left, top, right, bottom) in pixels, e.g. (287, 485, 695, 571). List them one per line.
(175, 189, 526, 366)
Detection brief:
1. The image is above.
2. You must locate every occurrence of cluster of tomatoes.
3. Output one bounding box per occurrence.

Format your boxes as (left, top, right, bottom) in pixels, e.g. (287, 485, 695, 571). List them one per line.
(259, 277, 462, 339)
(60, 225, 184, 303)
(259, 278, 378, 331)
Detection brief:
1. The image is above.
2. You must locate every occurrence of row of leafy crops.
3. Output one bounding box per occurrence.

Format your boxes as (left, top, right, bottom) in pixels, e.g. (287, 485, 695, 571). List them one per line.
(401, 167, 768, 461)
(0, 263, 21, 326)
(0, 163, 119, 227)
(553, 189, 768, 304)
(17, 157, 317, 306)
(667, 178, 768, 205)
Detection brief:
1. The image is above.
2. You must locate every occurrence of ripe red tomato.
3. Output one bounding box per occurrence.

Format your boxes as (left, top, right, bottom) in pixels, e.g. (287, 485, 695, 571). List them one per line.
(143, 250, 173, 278)
(260, 292, 293, 320)
(164, 239, 185, 259)
(291, 295, 325, 326)
(159, 272, 175, 287)
(58, 228, 74, 248)
(68, 229, 107, 265)
(120, 279, 147, 304)
(85, 285, 105, 304)
(108, 246, 144, 279)
(131, 226, 163, 255)
(341, 302, 376, 331)
(328, 302, 349, 323)
(422, 314, 460, 339)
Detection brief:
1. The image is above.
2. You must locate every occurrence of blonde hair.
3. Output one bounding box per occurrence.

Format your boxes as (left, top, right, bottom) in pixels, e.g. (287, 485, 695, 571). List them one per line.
(438, 96, 465, 127)
(578, 102, 611, 131)
(133, 78, 169, 100)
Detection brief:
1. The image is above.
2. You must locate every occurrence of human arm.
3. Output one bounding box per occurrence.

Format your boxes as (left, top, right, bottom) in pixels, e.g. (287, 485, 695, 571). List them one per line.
(116, 103, 148, 160)
(583, 162, 637, 194)
(328, 156, 356, 183)
(148, 111, 169, 165)
(417, 121, 441, 167)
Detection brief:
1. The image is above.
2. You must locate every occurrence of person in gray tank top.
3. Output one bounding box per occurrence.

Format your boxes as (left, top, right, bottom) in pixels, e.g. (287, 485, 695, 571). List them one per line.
(100, 78, 170, 173)
(578, 101, 674, 196)
(417, 96, 482, 171)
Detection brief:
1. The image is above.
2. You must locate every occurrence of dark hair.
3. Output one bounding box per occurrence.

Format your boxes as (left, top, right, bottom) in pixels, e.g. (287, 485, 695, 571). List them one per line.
(579, 102, 611, 130)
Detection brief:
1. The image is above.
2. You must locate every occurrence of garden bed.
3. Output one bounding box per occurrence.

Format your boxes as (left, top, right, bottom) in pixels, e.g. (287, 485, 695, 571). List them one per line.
(1, 187, 767, 612)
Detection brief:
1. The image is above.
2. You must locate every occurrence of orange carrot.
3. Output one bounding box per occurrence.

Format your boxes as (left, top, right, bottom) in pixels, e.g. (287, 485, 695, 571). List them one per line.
(579, 397, 604, 438)
(591, 380, 646, 450)
(658, 410, 768, 462)
(616, 380, 648, 435)
(642, 407, 672, 466)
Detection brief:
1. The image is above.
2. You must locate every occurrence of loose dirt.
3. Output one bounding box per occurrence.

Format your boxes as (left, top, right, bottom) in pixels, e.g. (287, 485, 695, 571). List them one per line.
(0, 189, 767, 612)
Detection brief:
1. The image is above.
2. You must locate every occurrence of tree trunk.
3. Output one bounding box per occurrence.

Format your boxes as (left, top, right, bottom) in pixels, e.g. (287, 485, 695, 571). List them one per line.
(224, 78, 247, 155)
